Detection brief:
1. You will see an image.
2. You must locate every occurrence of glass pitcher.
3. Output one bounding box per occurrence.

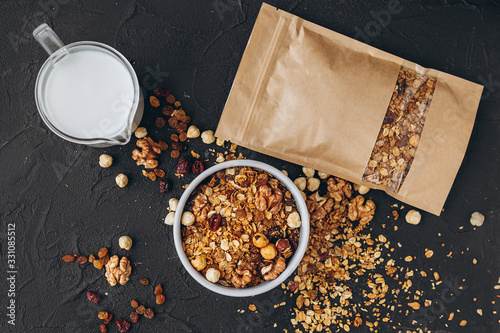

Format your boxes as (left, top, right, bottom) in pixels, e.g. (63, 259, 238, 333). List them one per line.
(33, 24, 144, 147)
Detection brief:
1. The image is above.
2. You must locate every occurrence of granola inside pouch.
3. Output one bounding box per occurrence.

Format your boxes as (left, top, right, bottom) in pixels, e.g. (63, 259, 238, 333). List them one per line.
(216, 3, 483, 215)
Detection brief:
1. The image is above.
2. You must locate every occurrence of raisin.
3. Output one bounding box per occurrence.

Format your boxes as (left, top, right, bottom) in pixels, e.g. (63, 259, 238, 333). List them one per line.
(175, 122, 187, 133)
(159, 179, 170, 194)
(153, 85, 170, 98)
(168, 117, 178, 128)
(209, 214, 222, 232)
(99, 324, 107, 333)
(170, 150, 180, 158)
(170, 134, 179, 142)
(62, 254, 76, 262)
(116, 318, 131, 333)
(171, 141, 186, 152)
(154, 284, 163, 295)
(87, 291, 99, 304)
(98, 311, 109, 320)
(192, 161, 205, 174)
(156, 294, 166, 305)
(100, 254, 109, 266)
(155, 117, 166, 128)
(265, 226, 283, 243)
(131, 300, 139, 308)
(179, 132, 187, 142)
(104, 314, 113, 325)
(98, 248, 108, 259)
(136, 305, 145, 315)
(174, 110, 186, 121)
(130, 311, 139, 323)
(181, 115, 191, 124)
(76, 255, 88, 264)
(162, 105, 174, 116)
(144, 308, 154, 319)
(176, 157, 191, 174)
(158, 140, 168, 151)
(140, 278, 149, 285)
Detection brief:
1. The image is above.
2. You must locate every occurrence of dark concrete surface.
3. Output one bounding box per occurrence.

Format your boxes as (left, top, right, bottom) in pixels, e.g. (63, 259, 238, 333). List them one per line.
(0, 0, 499, 332)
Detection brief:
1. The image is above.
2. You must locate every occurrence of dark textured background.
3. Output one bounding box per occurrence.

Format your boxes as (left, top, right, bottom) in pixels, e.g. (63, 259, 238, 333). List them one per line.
(1, 0, 499, 332)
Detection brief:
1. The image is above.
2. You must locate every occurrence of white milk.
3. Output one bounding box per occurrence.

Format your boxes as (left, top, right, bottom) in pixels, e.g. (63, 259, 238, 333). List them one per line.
(44, 49, 134, 138)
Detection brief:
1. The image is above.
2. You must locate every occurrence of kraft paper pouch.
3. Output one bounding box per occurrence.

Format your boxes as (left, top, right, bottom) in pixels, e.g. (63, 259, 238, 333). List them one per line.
(216, 3, 483, 215)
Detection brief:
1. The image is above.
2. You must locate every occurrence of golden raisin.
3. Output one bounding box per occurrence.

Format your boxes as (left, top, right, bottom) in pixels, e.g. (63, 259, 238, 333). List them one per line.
(99, 324, 107, 333)
(181, 115, 191, 124)
(98, 311, 109, 320)
(150, 96, 160, 107)
(136, 305, 145, 315)
(158, 141, 168, 151)
(144, 308, 154, 319)
(170, 150, 180, 158)
(100, 254, 109, 265)
(88, 254, 95, 263)
(76, 255, 88, 264)
(140, 278, 149, 285)
(171, 134, 179, 142)
(131, 300, 139, 308)
(166, 94, 175, 104)
(179, 132, 187, 142)
(154, 168, 165, 177)
(98, 248, 108, 259)
(154, 284, 163, 295)
(155, 117, 166, 128)
(174, 110, 186, 121)
(62, 254, 76, 262)
(93, 260, 103, 270)
(168, 117, 178, 128)
(156, 294, 165, 305)
(130, 311, 139, 323)
(175, 122, 187, 133)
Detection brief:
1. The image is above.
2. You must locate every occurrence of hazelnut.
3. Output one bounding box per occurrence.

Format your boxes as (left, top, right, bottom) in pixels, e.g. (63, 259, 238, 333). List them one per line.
(201, 130, 216, 144)
(294, 177, 307, 191)
(118, 236, 133, 251)
(186, 125, 200, 138)
(181, 211, 195, 226)
(317, 171, 329, 179)
(276, 239, 291, 253)
(302, 167, 315, 178)
(134, 127, 147, 138)
(191, 256, 207, 271)
(99, 154, 113, 168)
(252, 233, 269, 248)
(205, 268, 221, 283)
(281, 170, 288, 177)
(169, 198, 179, 211)
(358, 185, 370, 195)
(300, 191, 307, 201)
(164, 212, 175, 225)
(470, 212, 485, 227)
(307, 178, 321, 192)
(260, 244, 278, 260)
(405, 210, 421, 225)
(115, 174, 128, 188)
(287, 211, 302, 229)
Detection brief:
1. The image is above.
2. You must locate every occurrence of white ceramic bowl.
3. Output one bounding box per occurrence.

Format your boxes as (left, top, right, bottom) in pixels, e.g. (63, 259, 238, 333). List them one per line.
(173, 160, 310, 297)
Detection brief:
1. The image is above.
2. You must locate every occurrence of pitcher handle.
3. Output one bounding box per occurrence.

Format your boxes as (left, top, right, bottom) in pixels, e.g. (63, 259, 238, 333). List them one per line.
(33, 23, 65, 56)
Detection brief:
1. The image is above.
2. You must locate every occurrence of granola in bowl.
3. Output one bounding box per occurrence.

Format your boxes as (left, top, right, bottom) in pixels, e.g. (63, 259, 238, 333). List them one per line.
(173, 160, 310, 297)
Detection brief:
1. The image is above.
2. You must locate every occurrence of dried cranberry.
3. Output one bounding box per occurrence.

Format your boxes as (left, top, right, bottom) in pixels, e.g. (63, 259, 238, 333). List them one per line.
(288, 281, 299, 292)
(209, 214, 222, 232)
(116, 318, 131, 333)
(176, 157, 191, 174)
(192, 161, 205, 174)
(159, 179, 170, 194)
(86, 291, 99, 304)
(153, 85, 170, 98)
(171, 141, 186, 152)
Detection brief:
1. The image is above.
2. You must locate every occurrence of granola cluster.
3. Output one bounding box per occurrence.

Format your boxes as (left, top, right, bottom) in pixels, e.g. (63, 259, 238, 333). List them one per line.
(362, 66, 437, 192)
(181, 167, 301, 288)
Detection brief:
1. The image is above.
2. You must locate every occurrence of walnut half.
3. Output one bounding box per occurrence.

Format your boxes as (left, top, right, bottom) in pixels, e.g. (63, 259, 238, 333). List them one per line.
(105, 255, 132, 286)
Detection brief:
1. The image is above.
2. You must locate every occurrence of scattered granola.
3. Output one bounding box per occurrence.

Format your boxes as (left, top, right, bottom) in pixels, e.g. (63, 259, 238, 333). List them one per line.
(181, 166, 301, 288)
